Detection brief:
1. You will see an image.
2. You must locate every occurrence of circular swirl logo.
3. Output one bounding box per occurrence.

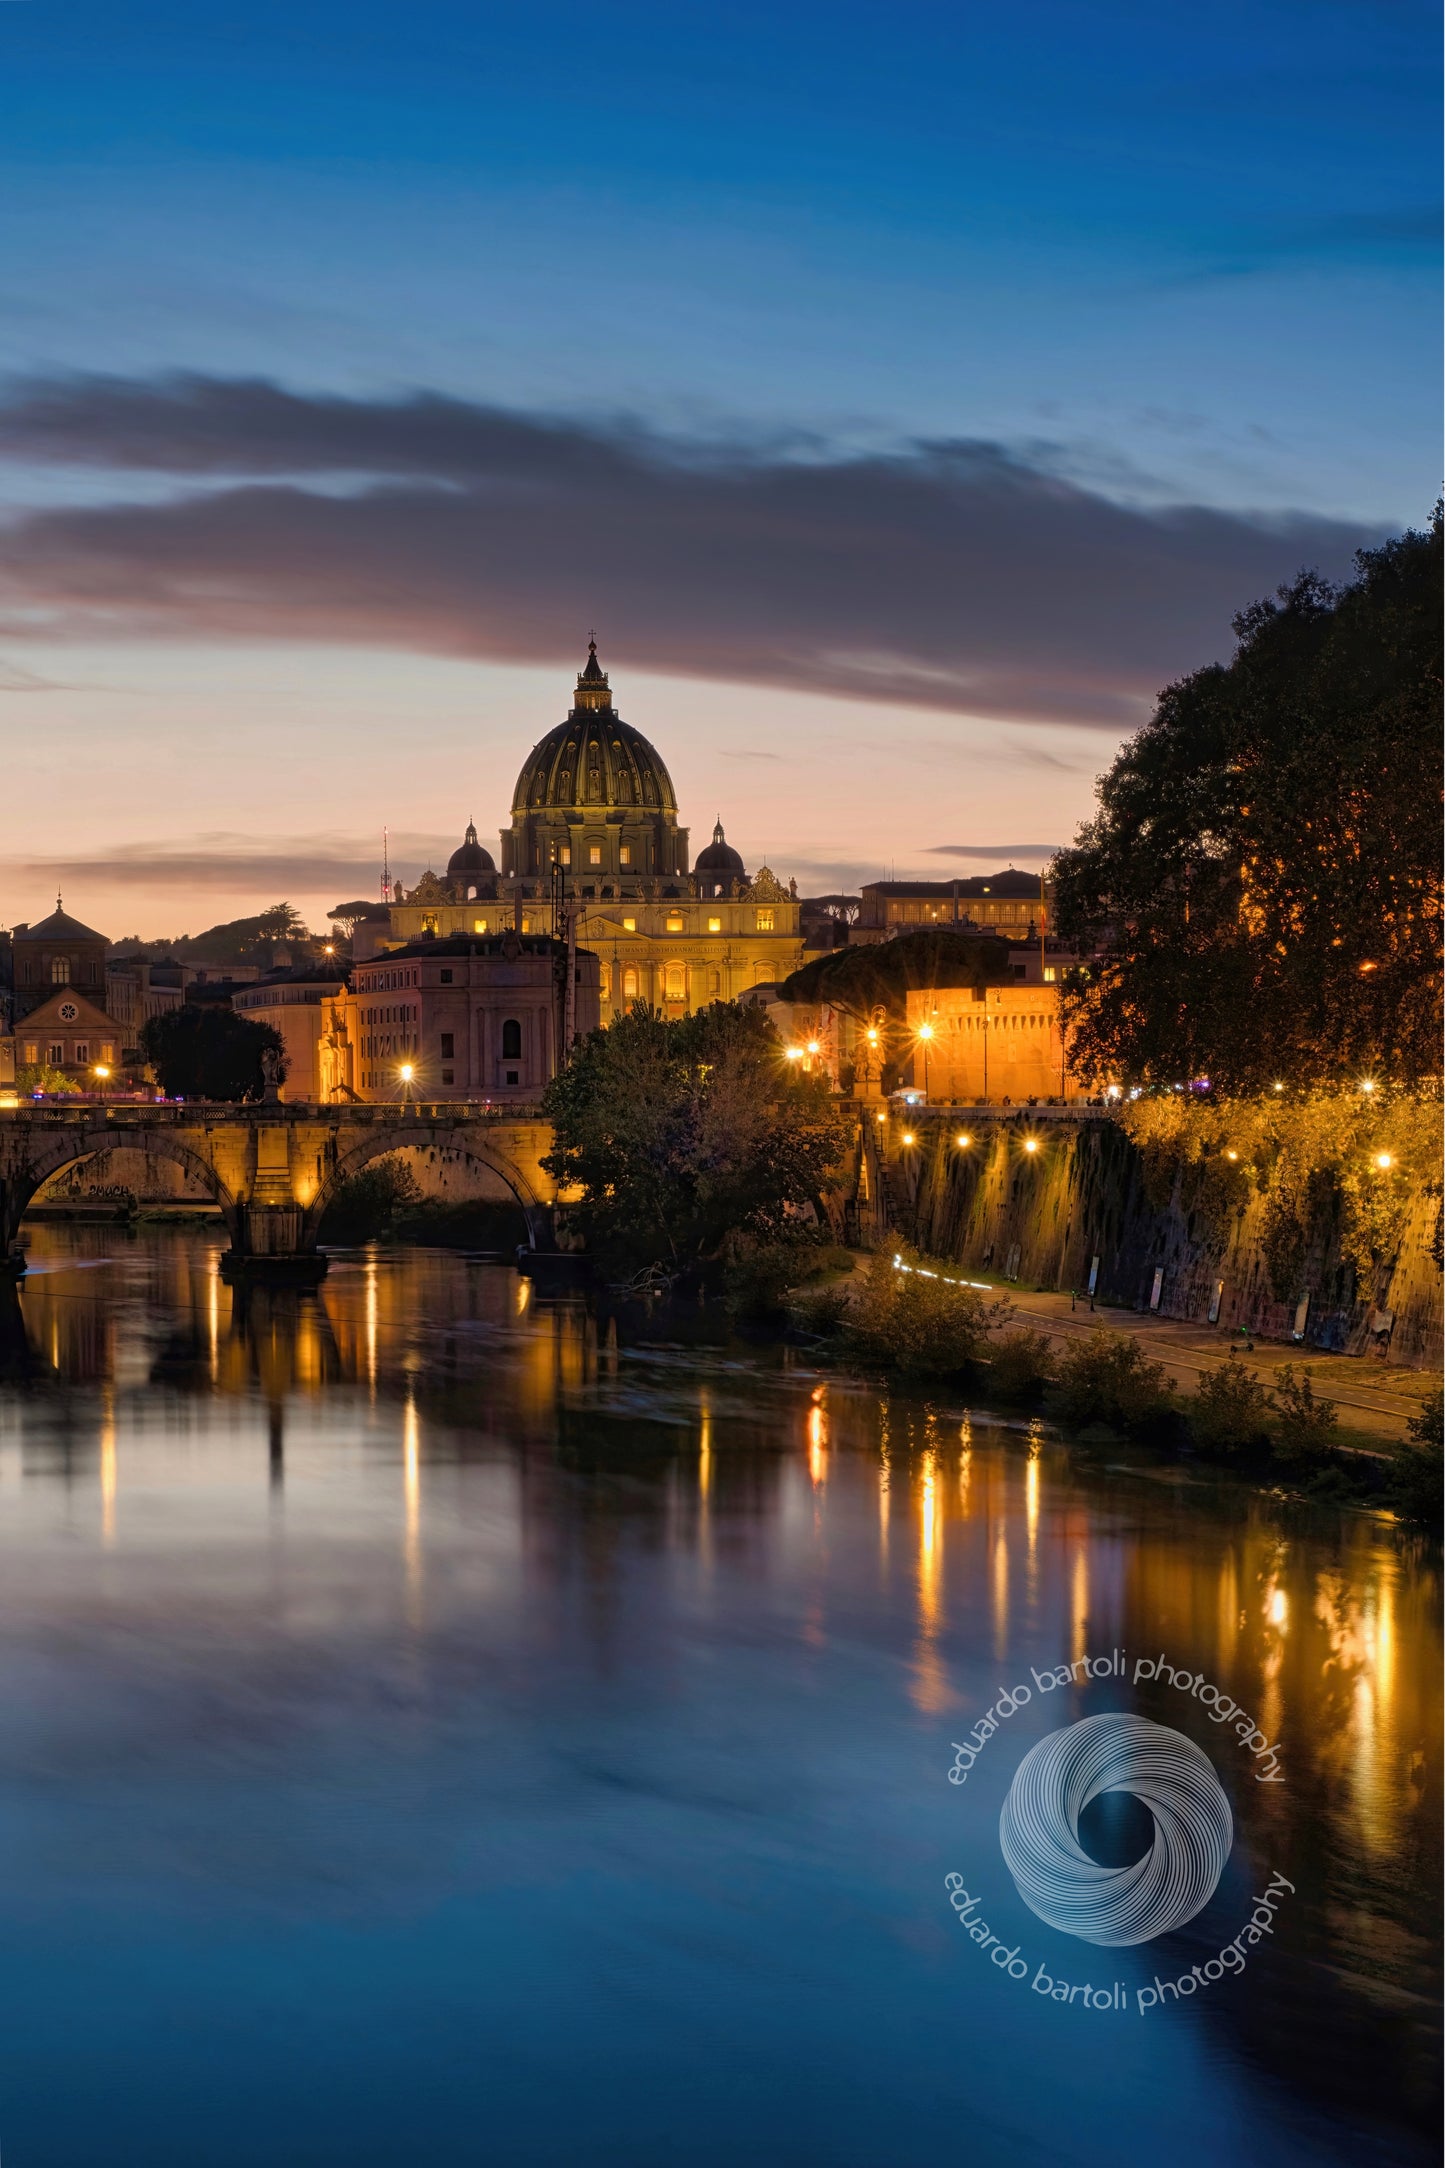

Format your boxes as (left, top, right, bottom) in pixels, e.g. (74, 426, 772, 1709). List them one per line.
(998, 1713, 1233, 1947)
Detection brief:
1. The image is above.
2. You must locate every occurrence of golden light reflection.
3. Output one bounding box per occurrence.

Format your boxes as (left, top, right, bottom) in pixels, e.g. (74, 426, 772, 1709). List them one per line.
(991, 1528, 1009, 1659)
(911, 1446, 949, 1713)
(1268, 1586, 1289, 1629)
(207, 1264, 220, 1384)
(1070, 1546, 1088, 1668)
(699, 1397, 713, 1501)
(807, 1395, 827, 1487)
(403, 1393, 422, 1616)
(364, 1253, 378, 1399)
(99, 1388, 117, 1548)
(515, 1276, 532, 1317)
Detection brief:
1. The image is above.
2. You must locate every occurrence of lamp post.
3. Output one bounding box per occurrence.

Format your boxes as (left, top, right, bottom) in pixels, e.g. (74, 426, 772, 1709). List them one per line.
(916, 1018, 934, 1101)
(399, 1060, 416, 1106)
(92, 1063, 110, 1100)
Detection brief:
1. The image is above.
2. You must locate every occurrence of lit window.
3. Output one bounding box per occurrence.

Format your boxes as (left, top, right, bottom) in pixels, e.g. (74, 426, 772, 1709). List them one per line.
(623, 968, 639, 998)
(755, 909, 774, 932)
(1043, 967, 1056, 983)
(666, 913, 684, 932)
(708, 916, 721, 932)
(473, 918, 488, 933)
(619, 845, 631, 866)
(23, 1043, 37, 1063)
(589, 845, 602, 866)
(521, 916, 531, 933)
(559, 847, 571, 866)
(51, 957, 70, 985)
(665, 963, 686, 1001)
(622, 917, 637, 932)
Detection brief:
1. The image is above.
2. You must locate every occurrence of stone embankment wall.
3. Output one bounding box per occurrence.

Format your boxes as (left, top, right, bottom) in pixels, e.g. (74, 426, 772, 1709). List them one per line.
(872, 1114, 1441, 1367)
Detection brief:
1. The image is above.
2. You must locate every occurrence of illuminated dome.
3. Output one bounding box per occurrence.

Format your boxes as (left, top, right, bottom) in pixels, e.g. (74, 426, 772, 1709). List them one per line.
(510, 640, 678, 817)
(501, 640, 690, 887)
(446, 820, 496, 881)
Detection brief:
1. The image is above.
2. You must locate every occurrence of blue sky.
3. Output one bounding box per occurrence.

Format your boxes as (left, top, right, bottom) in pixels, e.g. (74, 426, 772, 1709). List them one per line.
(0, 0, 1437, 932)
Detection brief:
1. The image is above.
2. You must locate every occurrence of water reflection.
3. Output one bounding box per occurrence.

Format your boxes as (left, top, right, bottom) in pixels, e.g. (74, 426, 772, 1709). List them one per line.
(0, 1223, 1436, 2167)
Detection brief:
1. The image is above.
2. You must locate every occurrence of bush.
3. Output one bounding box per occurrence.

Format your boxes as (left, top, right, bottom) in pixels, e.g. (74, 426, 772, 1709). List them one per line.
(318, 1155, 423, 1242)
(1270, 1364, 1340, 1464)
(15, 1063, 81, 1096)
(1389, 1390, 1442, 1526)
(845, 1248, 1010, 1377)
(1187, 1362, 1275, 1457)
(983, 1329, 1056, 1404)
(786, 1284, 852, 1337)
(1051, 1329, 1175, 1435)
(724, 1237, 827, 1324)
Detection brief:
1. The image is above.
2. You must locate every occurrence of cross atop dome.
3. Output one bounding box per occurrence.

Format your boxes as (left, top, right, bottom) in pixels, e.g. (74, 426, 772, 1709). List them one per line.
(576, 636, 610, 705)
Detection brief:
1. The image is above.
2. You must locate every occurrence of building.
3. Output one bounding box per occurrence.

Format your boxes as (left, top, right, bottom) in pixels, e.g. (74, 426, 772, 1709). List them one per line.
(903, 983, 1077, 1103)
(233, 963, 348, 1100)
(104, 955, 190, 1045)
(855, 872, 1049, 941)
(320, 933, 601, 1103)
(12, 990, 122, 1086)
(351, 643, 805, 1012)
(10, 901, 110, 1021)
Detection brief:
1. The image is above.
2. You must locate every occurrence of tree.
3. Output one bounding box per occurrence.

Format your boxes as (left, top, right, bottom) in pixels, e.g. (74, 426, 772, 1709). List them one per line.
(14, 1063, 81, 1097)
(541, 1001, 848, 1277)
(141, 1005, 287, 1101)
(1052, 514, 1442, 1089)
(782, 929, 1013, 1023)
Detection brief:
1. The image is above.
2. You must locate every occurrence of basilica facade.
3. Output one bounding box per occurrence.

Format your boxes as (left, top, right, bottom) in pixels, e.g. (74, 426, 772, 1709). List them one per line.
(358, 642, 805, 1016)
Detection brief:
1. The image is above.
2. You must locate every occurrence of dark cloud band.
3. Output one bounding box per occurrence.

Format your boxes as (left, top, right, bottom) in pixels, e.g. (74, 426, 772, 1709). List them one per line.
(0, 372, 1385, 728)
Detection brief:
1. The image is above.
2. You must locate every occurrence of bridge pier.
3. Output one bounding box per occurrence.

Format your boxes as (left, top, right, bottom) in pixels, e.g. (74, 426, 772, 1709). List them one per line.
(221, 1204, 329, 1286)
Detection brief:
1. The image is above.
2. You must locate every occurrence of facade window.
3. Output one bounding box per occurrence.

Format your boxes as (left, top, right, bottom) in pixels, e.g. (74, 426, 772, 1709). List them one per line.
(474, 918, 488, 934)
(521, 916, 531, 934)
(559, 847, 571, 866)
(619, 845, 631, 866)
(441, 1069, 454, 1086)
(707, 916, 721, 933)
(440, 1033, 454, 1059)
(102, 1042, 115, 1062)
(48, 1042, 63, 1064)
(440, 969, 453, 984)
(623, 968, 639, 999)
(501, 1018, 522, 1060)
(755, 909, 774, 932)
(51, 957, 70, 985)
(622, 916, 636, 933)
(589, 844, 602, 866)
(666, 913, 684, 933)
(505, 1070, 519, 1085)
(23, 1042, 37, 1064)
(709, 970, 721, 994)
(74, 1042, 89, 1064)
(664, 962, 686, 1002)
(467, 884, 477, 900)
(422, 916, 438, 934)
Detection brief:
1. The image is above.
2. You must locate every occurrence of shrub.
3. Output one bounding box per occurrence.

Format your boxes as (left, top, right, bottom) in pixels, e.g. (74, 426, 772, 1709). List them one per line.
(845, 1248, 1010, 1376)
(724, 1237, 827, 1324)
(1270, 1364, 1340, 1464)
(1187, 1362, 1275, 1457)
(1051, 1329, 1174, 1434)
(983, 1329, 1056, 1404)
(318, 1155, 423, 1242)
(1389, 1390, 1443, 1526)
(786, 1284, 852, 1337)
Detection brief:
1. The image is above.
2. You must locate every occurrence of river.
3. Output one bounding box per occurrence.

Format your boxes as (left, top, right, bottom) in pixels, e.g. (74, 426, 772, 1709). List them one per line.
(0, 1223, 1436, 2167)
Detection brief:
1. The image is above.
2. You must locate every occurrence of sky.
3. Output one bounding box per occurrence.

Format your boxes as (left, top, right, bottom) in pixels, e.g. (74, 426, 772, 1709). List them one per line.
(0, 0, 1437, 937)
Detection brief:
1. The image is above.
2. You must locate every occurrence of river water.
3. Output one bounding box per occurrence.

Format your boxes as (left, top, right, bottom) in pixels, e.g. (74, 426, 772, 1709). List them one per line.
(0, 1224, 1436, 2167)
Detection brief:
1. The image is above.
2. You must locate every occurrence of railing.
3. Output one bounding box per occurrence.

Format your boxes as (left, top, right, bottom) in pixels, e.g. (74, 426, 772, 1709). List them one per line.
(0, 1098, 549, 1123)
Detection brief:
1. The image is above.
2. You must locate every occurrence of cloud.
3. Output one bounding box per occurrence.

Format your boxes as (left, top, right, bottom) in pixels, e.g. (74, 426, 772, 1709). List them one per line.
(0, 371, 1388, 729)
(923, 843, 1063, 858)
(7, 831, 459, 897)
(0, 656, 62, 690)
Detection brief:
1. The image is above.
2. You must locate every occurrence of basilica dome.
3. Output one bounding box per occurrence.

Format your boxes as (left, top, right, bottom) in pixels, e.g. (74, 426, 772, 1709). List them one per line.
(446, 821, 496, 882)
(510, 640, 677, 817)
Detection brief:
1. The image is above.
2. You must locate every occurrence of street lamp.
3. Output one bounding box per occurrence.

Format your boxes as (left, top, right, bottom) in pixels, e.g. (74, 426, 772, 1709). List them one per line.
(784, 1046, 805, 1064)
(916, 1018, 934, 1100)
(955, 1132, 971, 1149)
(399, 1061, 416, 1104)
(1360, 1078, 1376, 1094)
(92, 1064, 110, 1093)
(1375, 1151, 1393, 1170)
(1023, 1137, 1039, 1154)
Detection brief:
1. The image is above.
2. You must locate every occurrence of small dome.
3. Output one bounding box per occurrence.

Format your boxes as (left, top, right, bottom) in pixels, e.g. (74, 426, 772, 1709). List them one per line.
(447, 821, 496, 879)
(694, 819, 745, 877)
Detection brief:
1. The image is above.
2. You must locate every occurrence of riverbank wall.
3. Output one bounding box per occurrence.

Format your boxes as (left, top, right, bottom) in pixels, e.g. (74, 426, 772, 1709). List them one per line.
(869, 1111, 1442, 1367)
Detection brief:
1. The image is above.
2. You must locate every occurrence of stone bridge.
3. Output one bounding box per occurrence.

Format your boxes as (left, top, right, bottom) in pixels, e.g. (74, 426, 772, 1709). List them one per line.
(0, 1102, 564, 1280)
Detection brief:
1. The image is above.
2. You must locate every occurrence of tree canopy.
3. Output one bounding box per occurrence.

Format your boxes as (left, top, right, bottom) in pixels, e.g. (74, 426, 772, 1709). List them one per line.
(781, 928, 1014, 1020)
(541, 1001, 848, 1278)
(1052, 514, 1443, 1089)
(141, 1005, 286, 1101)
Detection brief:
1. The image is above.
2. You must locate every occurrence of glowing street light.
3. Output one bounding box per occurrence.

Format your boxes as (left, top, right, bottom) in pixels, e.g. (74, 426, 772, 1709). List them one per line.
(784, 1046, 805, 1063)
(806, 1039, 820, 1056)
(915, 1017, 934, 1100)
(955, 1133, 971, 1149)
(1225, 1148, 1238, 1161)
(1023, 1137, 1039, 1154)
(92, 1064, 110, 1086)
(1272, 1081, 1284, 1093)
(1360, 1078, 1376, 1094)
(1375, 1151, 1393, 1170)
(399, 1061, 416, 1104)
(901, 1131, 915, 1147)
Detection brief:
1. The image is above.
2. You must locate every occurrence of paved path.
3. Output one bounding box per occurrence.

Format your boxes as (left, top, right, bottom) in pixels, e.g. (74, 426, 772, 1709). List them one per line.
(853, 1255, 1440, 1444)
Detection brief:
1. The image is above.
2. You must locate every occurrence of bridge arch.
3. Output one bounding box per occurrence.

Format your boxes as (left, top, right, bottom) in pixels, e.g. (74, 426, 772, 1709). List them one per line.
(1, 1123, 242, 1248)
(301, 1121, 550, 1250)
